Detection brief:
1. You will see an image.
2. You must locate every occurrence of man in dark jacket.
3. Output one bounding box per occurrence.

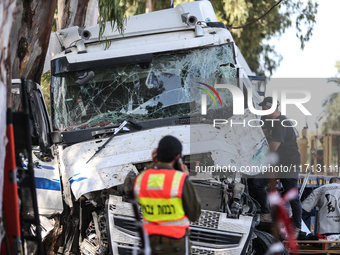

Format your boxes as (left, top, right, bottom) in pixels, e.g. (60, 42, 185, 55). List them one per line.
(259, 97, 302, 235)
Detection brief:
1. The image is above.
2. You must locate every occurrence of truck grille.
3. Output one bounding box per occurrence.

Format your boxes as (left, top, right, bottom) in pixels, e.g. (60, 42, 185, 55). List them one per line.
(114, 209, 221, 231)
(118, 247, 215, 255)
(117, 246, 135, 255)
(191, 210, 220, 229)
(192, 249, 214, 255)
(190, 227, 241, 248)
(113, 216, 242, 248)
(114, 216, 137, 235)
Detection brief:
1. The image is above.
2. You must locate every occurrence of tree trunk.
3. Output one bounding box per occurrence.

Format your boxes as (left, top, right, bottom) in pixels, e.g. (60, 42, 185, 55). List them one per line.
(57, 0, 98, 30)
(11, 0, 58, 84)
(145, 0, 152, 13)
(0, 0, 19, 249)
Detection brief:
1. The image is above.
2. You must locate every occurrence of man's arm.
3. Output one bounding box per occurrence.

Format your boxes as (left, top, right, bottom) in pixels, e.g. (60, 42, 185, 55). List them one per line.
(182, 178, 201, 222)
(269, 141, 281, 152)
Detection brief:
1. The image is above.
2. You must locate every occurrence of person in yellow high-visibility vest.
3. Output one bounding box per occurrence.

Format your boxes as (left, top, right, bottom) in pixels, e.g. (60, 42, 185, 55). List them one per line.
(134, 135, 201, 255)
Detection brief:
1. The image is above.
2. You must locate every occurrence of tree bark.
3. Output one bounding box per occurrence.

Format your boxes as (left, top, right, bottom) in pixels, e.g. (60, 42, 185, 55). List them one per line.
(57, 0, 98, 30)
(145, 0, 152, 13)
(0, 0, 19, 249)
(11, 0, 58, 84)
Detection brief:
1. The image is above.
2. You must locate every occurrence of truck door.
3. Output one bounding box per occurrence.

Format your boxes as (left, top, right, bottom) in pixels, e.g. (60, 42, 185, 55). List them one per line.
(11, 79, 63, 215)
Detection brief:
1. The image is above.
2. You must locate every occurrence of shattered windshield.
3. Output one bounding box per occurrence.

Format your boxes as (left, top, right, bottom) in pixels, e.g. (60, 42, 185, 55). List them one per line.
(51, 43, 237, 131)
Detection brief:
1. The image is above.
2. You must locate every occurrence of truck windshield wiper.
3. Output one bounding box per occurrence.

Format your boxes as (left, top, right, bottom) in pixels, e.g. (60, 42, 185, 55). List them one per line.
(91, 127, 130, 138)
(86, 120, 142, 164)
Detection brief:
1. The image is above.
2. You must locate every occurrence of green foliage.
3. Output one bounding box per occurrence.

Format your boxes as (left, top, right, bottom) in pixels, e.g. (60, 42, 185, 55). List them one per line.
(321, 61, 340, 133)
(327, 61, 340, 86)
(211, 0, 318, 75)
(323, 61, 340, 106)
(41, 71, 51, 114)
(336, 61, 340, 73)
(98, 0, 125, 39)
(322, 93, 340, 133)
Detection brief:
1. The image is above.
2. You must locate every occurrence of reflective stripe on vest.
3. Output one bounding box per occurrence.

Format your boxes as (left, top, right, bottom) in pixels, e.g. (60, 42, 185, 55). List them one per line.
(134, 169, 189, 238)
(145, 217, 190, 226)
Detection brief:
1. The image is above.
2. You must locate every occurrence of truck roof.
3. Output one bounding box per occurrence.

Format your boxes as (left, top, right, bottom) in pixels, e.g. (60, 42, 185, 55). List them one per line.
(44, 1, 236, 73)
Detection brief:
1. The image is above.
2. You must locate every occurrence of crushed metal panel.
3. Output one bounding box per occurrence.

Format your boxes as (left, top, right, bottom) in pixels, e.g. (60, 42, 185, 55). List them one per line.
(23, 152, 63, 215)
(63, 112, 268, 199)
(58, 145, 73, 209)
(63, 126, 189, 199)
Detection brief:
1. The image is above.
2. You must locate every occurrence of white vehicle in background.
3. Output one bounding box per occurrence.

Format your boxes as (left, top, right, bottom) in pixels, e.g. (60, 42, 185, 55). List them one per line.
(16, 1, 275, 254)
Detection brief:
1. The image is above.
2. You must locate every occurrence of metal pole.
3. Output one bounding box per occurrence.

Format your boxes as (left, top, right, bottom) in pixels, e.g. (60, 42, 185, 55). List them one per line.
(299, 171, 311, 200)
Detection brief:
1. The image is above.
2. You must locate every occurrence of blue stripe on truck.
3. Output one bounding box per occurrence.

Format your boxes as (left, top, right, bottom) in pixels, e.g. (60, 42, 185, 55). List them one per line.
(35, 177, 61, 191)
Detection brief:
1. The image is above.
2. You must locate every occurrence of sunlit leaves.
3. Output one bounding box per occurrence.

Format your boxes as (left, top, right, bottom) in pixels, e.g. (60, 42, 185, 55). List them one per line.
(98, 0, 125, 39)
(322, 93, 340, 133)
(321, 61, 340, 133)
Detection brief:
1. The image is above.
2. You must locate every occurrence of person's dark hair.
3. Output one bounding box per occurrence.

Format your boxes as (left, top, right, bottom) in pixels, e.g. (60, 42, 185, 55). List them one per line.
(317, 150, 323, 156)
(157, 135, 182, 163)
(258, 97, 280, 107)
(330, 177, 340, 184)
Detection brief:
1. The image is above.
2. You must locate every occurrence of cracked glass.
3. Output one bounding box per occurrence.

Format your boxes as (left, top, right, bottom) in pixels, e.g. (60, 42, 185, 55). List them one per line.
(51, 43, 237, 131)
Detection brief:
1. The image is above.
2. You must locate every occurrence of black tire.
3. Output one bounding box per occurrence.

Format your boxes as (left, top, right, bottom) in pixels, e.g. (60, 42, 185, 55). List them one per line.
(253, 229, 288, 255)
